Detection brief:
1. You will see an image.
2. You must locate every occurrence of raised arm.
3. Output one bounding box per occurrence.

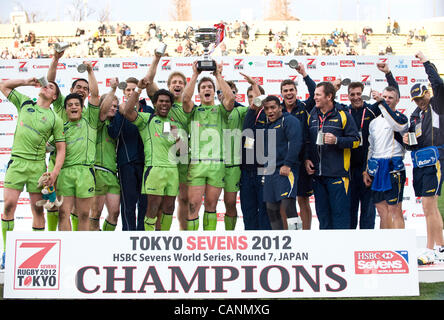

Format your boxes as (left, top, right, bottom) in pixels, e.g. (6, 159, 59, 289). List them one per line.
(85, 61, 100, 107)
(214, 62, 234, 112)
(240, 72, 261, 109)
(144, 51, 161, 99)
(182, 61, 200, 113)
(99, 77, 118, 121)
(119, 78, 147, 122)
(0, 78, 39, 98)
(47, 49, 65, 82)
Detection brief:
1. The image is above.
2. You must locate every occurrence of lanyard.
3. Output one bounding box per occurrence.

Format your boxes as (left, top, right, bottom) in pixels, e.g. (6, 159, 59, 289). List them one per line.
(255, 108, 264, 124)
(318, 111, 332, 130)
(348, 108, 366, 130)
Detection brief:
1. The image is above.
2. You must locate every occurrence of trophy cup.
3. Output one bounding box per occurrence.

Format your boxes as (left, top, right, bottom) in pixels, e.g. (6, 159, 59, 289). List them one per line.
(194, 28, 218, 72)
(54, 42, 70, 53)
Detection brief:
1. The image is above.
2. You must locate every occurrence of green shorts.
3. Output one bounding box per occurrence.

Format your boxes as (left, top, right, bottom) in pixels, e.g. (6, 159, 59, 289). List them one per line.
(4, 157, 46, 193)
(94, 167, 120, 196)
(224, 165, 241, 192)
(57, 165, 96, 198)
(143, 166, 179, 196)
(178, 163, 189, 184)
(187, 161, 225, 188)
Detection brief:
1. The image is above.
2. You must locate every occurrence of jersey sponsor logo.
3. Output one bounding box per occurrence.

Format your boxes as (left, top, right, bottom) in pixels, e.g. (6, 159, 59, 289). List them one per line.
(355, 250, 409, 274)
(13, 240, 61, 290)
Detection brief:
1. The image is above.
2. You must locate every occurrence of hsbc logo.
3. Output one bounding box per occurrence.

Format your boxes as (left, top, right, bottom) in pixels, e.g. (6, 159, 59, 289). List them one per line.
(13, 240, 61, 290)
(355, 250, 409, 274)
(411, 60, 423, 67)
(161, 59, 171, 70)
(234, 59, 244, 69)
(267, 60, 283, 68)
(396, 76, 408, 85)
(340, 60, 355, 67)
(122, 62, 138, 69)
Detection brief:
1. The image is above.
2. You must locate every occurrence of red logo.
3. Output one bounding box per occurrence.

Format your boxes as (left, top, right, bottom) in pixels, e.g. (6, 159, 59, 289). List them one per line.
(14, 239, 61, 290)
(234, 59, 244, 69)
(355, 250, 409, 274)
(122, 62, 138, 69)
(340, 60, 355, 67)
(161, 59, 171, 70)
(235, 94, 245, 103)
(395, 76, 408, 85)
(267, 60, 283, 68)
(307, 58, 316, 69)
(411, 60, 423, 67)
(251, 77, 263, 85)
(0, 147, 11, 154)
(56, 63, 66, 70)
(0, 114, 14, 121)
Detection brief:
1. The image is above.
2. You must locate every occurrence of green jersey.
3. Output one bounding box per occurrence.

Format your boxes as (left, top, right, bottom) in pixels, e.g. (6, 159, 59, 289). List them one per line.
(7, 89, 64, 161)
(169, 102, 191, 134)
(189, 104, 231, 162)
(225, 105, 249, 166)
(133, 112, 184, 168)
(95, 120, 117, 173)
(62, 104, 100, 168)
(53, 92, 86, 122)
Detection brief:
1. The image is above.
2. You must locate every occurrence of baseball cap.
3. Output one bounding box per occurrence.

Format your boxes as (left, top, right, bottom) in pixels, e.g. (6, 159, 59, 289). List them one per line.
(410, 83, 428, 101)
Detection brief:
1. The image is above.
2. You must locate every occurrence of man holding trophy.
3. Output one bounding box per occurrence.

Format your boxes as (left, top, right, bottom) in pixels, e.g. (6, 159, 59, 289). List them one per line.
(182, 27, 235, 231)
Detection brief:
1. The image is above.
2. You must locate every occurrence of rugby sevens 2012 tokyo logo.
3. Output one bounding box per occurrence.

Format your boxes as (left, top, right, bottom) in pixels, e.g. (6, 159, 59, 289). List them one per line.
(14, 239, 61, 290)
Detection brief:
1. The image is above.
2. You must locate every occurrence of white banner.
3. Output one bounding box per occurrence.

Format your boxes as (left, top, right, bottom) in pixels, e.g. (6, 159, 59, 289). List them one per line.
(4, 230, 419, 299)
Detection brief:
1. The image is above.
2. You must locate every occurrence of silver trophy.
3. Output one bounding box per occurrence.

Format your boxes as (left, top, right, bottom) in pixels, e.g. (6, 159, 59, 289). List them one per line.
(194, 28, 218, 72)
(155, 43, 167, 56)
(253, 95, 267, 108)
(77, 63, 87, 73)
(361, 86, 372, 101)
(54, 42, 70, 53)
(118, 82, 127, 90)
(288, 59, 299, 69)
(408, 132, 418, 145)
(38, 76, 49, 87)
(341, 78, 351, 86)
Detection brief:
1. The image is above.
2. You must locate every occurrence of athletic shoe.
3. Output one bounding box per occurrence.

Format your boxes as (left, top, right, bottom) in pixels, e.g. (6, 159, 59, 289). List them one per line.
(0, 252, 5, 270)
(434, 247, 444, 263)
(417, 248, 435, 265)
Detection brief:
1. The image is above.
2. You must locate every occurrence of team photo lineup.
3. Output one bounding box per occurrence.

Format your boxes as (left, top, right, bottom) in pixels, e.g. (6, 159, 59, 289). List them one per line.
(1, 20, 444, 273)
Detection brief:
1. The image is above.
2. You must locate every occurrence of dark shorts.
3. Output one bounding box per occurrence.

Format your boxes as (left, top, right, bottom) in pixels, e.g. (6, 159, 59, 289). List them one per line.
(413, 161, 444, 197)
(297, 165, 314, 197)
(263, 168, 298, 203)
(372, 170, 406, 205)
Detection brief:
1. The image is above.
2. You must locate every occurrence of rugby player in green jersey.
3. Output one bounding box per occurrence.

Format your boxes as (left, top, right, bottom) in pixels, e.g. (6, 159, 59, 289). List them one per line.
(182, 61, 235, 230)
(89, 78, 121, 231)
(219, 75, 260, 230)
(47, 50, 99, 230)
(145, 50, 190, 230)
(120, 81, 187, 231)
(0, 78, 66, 269)
(55, 82, 109, 231)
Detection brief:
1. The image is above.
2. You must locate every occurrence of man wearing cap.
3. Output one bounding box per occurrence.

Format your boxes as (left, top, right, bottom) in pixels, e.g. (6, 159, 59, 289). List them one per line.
(403, 51, 444, 265)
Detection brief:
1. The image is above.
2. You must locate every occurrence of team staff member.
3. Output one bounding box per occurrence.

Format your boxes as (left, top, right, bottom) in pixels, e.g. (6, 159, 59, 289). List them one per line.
(239, 85, 271, 230)
(107, 77, 154, 231)
(120, 85, 186, 231)
(305, 82, 360, 229)
(89, 79, 121, 231)
(262, 96, 303, 230)
(403, 51, 444, 265)
(0, 78, 65, 269)
(145, 50, 190, 230)
(338, 62, 400, 229)
(182, 61, 235, 231)
(364, 87, 408, 229)
(280, 62, 316, 230)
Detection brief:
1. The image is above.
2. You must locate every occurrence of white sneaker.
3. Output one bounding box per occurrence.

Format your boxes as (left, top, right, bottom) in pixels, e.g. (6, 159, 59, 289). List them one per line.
(418, 248, 435, 265)
(434, 247, 444, 263)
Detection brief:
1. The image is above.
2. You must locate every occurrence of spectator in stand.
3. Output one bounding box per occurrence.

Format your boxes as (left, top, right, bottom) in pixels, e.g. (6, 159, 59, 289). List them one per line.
(393, 21, 400, 35)
(419, 27, 427, 41)
(385, 44, 393, 55)
(386, 17, 391, 33)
